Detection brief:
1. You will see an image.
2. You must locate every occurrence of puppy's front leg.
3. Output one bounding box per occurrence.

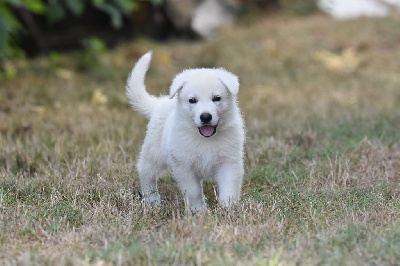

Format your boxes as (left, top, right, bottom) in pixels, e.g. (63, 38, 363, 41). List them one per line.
(172, 166, 205, 212)
(216, 162, 244, 207)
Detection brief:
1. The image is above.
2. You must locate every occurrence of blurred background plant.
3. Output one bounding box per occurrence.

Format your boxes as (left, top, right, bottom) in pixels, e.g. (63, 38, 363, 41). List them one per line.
(0, 0, 143, 60)
(278, 0, 318, 15)
(0, 0, 45, 59)
(77, 36, 108, 70)
(0, 0, 318, 63)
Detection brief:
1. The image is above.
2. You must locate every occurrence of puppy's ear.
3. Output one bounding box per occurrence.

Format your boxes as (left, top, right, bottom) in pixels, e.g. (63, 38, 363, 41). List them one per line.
(217, 68, 239, 96)
(169, 71, 188, 99)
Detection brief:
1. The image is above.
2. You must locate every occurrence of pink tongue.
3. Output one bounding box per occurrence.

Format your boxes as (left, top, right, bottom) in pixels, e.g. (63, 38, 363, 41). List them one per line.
(200, 126, 215, 137)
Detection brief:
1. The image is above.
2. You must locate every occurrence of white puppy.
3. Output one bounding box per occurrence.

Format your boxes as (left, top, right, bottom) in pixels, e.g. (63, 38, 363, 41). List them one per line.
(126, 52, 245, 211)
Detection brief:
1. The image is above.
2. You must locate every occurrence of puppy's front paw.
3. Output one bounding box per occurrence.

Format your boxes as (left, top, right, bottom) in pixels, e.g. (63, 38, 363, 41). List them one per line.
(190, 205, 205, 213)
(144, 193, 161, 206)
(188, 200, 206, 213)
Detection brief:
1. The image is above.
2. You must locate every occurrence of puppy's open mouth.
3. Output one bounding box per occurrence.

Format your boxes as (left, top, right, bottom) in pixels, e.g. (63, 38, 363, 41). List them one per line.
(198, 125, 217, 137)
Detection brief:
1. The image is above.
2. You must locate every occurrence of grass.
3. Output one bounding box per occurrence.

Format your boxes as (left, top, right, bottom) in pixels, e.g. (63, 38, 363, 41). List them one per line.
(1, 13, 400, 265)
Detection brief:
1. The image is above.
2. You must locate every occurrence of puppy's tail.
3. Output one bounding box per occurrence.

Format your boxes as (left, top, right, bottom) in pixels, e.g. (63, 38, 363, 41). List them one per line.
(126, 51, 159, 118)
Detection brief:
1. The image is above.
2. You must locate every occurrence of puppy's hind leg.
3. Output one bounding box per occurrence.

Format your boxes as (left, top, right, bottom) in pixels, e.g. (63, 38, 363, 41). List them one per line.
(137, 156, 163, 206)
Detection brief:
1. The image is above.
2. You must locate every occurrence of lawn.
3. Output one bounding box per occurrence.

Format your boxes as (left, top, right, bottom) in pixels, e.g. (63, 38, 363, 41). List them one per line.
(1, 13, 399, 265)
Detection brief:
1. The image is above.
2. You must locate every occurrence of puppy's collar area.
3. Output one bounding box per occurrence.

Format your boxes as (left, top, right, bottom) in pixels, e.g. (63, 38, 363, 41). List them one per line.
(198, 125, 217, 137)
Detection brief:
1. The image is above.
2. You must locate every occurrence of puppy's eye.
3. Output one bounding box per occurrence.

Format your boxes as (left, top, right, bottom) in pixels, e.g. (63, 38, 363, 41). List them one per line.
(189, 98, 197, 104)
(212, 96, 221, 102)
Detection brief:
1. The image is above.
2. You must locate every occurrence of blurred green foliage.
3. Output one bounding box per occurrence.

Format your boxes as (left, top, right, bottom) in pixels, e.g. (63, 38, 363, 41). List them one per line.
(0, 0, 140, 60)
(77, 36, 108, 70)
(0, 0, 45, 59)
(0, 0, 319, 60)
(279, 0, 318, 15)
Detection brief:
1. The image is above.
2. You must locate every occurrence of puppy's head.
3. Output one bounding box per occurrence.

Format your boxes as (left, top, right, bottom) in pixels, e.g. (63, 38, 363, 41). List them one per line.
(169, 68, 239, 137)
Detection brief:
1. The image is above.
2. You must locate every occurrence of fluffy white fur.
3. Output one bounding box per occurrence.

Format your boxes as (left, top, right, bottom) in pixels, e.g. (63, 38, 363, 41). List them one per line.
(126, 51, 245, 211)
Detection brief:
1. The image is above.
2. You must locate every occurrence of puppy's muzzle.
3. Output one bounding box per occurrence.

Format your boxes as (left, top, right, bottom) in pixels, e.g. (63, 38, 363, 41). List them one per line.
(199, 113, 217, 137)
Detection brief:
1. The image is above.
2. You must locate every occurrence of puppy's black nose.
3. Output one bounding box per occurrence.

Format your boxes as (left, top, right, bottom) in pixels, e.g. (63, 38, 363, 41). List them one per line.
(200, 113, 212, 123)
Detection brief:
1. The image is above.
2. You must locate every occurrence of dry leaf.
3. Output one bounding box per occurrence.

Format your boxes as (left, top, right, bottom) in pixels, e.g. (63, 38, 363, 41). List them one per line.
(0, 124, 32, 136)
(314, 47, 361, 72)
(91, 90, 108, 106)
(154, 51, 172, 65)
(55, 68, 74, 80)
(31, 106, 46, 114)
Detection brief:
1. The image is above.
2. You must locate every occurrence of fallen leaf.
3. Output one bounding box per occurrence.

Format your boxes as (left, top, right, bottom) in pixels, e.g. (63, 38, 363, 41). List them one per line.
(314, 47, 361, 72)
(55, 68, 74, 80)
(91, 89, 108, 106)
(154, 51, 172, 65)
(0, 124, 32, 136)
(31, 106, 46, 114)
(13, 124, 32, 136)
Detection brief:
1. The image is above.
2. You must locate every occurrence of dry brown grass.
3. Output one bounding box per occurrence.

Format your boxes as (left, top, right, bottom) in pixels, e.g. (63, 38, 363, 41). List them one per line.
(1, 13, 400, 265)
